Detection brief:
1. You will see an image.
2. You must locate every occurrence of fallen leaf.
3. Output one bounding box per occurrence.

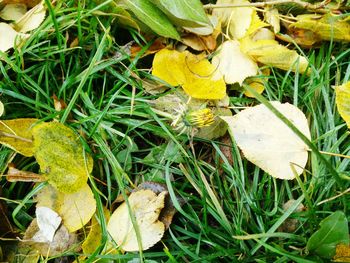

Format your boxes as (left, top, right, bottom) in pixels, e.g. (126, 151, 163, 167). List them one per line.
(0, 22, 26, 52)
(0, 4, 27, 21)
(2, 0, 41, 8)
(240, 36, 309, 74)
(307, 211, 349, 259)
(0, 118, 37, 157)
(265, 8, 280, 33)
(107, 189, 167, 251)
(152, 49, 226, 99)
(22, 218, 78, 257)
(36, 184, 96, 232)
(243, 68, 270, 97)
(333, 243, 350, 262)
(212, 40, 258, 85)
(32, 122, 93, 193)
(213, 0, 253, 39)
(13, 0, 46, 33)
(0, 186, 15, 238)
(279, 199, 305, 233)
(335, 81, 350, 128)
(5, 165, 45, 182)
(32, 207, 61, 243)
(289, 14, 350, 42)
(221, 101, 311, 179)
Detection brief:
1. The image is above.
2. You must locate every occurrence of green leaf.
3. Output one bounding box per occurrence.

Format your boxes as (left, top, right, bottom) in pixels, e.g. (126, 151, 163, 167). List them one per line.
(32, 122, 93, 193)
(124, 0, 180, 40)
(0, 118, 38, 157)
(154, 0, 210, 28)
(307, 211, 349, 259)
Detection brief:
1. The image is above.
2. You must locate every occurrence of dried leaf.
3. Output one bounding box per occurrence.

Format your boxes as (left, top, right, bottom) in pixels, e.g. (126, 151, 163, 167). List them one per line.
(0, 118, 37, 157)
(32, 122, 93, 193)
(212, 40, 258, 85)
(32, 207, 61, 243)
(152, 49, 226, 99)
(290, 14, 350, 42)
(213, 0, 252, 39)
(36, 184, 96, 232)
(5, 165, 44, 182)
(0, 186, 15, 238)
(335, 81, 350, 128)
(221, 101, 310, 179)
(265, 8, 280, 33)
(13, 0, 46, 33)
(0, 22, 27, 52)
(107, 189, 166, 251)
(0, 4, 26, 21)
(243, 68, 270, 97)
(81, 208, 110, 255)
(240, 36, 309, 74)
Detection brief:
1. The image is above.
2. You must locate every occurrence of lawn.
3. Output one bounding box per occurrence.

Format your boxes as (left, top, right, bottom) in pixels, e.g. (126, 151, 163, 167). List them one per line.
(0, 0, 349, 262)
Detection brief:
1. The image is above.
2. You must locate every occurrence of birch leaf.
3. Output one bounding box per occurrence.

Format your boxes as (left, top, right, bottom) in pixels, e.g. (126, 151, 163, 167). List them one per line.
(335, 81, 350, 128)
(0, 22, 26, 52)
(221, 101, 310, 179)
(14, 0, 46, 33)
(289, 14, 350, 42)
(0, 118, 38, 157)
(213, 0, 252, 39)
(32, 122, 93, 193)
(0, 4, 26, 21)
(240, 36, 309, 73)
(36, 184, 96, 232)
(152, 49, 226, 99)
(212, 40, 258, 85)
(107, 189, 167, 252)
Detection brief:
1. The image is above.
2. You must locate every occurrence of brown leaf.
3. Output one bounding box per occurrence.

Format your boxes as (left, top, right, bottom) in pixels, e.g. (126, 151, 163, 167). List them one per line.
(5, 164, 45, 182)
(333, 243, 350, 262)
(2, 0, 41, 8)
(0, 186, 15, 238)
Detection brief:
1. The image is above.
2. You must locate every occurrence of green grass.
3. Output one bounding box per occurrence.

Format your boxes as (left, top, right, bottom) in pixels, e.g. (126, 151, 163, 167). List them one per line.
(0, 1, 350, 262)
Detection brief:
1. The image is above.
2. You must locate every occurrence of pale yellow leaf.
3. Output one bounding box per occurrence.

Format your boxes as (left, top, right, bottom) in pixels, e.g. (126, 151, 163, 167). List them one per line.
(212, 0, 253, 39)
(221, 101, 310, 179)
(212, 40, 258, 85)
(32, 207, 61, 243)
(0, 22, 25, 52)
(0, 101, 4, 117)
(335, 81, 350, 128)
(107, 189, 166, 252)
(245, 10, 269, 37)
(240, 36, 309, 73)
(0, 4, 27, 21)
(36, 184, 96, 232)
(265, 8, 280, 33)
(243, 68, 270, 97)
(14, 0, 46, 33)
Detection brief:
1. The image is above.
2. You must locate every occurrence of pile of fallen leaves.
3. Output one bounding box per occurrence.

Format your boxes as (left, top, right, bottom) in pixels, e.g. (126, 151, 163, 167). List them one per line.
(1, 0, 350, 261)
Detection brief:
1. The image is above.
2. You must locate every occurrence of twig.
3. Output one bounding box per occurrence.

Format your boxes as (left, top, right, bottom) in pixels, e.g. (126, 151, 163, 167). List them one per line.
(204, 0, 331, 14)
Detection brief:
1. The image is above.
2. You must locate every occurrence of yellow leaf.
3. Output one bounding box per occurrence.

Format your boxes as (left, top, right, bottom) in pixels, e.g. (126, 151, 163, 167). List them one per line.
(213, 0, 253, 39)
(0, 22, 27, 52)
(32, 122, 93, 193)
(36, 184, 96, 232)
(82, 208, 110, 254)
(107, 189, 167, 252)
(333, 243, 350, 262)
(245, 9, 269, 37)
(243, 68, 270, 97)
(14, 0, 46, 33)
(152, 49, 226, 99)
(0, 4, 27, 21)
(335, 81, 350, 128)
(264, 8, 280, 34)
(221, 101, 310, 180)
(152, 49, 186, 86)
(290, 14, 350, 42)
(240, 36, 309, 73)
(212, 40, 258, 85)
(0, 118, 37, 156)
